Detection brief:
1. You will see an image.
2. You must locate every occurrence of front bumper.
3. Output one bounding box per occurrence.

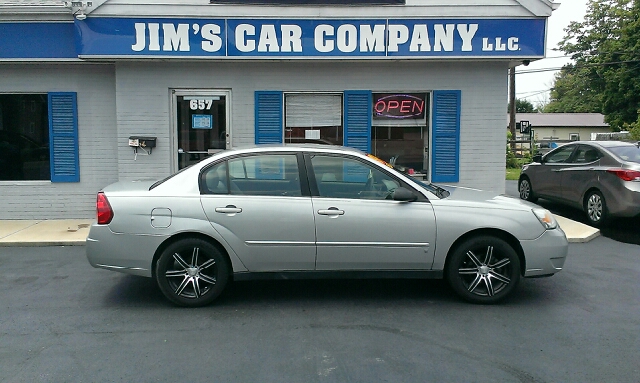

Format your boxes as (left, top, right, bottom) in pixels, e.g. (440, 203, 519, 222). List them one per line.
(521, 227, 569, 277)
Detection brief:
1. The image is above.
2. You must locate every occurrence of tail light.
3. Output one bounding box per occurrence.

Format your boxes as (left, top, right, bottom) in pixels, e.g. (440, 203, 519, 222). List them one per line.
(96, 192, 114, 224)
(607, 169, 640, 182)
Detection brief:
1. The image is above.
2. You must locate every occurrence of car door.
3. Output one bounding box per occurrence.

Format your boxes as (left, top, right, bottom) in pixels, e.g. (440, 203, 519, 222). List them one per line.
(535, 144, 577, 199)
(561, 144, 602, 204)
(306, 153, 437, 271)
(200, 153, 316, 271)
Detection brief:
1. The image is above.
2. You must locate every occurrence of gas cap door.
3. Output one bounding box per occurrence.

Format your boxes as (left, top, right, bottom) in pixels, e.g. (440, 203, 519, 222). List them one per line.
(151, 208, 172, 228)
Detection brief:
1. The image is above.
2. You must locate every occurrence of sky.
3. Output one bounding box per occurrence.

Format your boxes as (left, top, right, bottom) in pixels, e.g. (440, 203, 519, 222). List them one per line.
(515, 0, 590, 108)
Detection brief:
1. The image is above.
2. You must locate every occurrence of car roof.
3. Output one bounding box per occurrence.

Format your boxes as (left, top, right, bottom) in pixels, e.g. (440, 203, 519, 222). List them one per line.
(574, 140, 639, 148)
(219, 144, 365, 156)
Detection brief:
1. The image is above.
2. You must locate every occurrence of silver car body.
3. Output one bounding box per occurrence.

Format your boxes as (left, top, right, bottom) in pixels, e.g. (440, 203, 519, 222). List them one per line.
(87, 145, 567, 283)
(520, 141, 640, 218)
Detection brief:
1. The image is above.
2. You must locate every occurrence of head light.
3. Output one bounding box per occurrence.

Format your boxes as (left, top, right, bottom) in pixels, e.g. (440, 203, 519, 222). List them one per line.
(532, 208, 557, 230)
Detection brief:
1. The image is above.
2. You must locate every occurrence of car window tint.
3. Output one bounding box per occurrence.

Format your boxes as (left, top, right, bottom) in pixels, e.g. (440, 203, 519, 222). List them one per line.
(609, 146, 640, 164)
(227, 154, 301, 197)
(545, 145, 575, 163)
(310, 155, 400, 200)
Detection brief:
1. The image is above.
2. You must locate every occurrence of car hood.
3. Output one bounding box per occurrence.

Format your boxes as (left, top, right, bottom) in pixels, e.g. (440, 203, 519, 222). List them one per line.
(437, 185, 539, 210)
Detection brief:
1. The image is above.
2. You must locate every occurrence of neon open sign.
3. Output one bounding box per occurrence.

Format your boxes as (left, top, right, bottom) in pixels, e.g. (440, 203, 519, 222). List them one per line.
(373, 93, 427, 120)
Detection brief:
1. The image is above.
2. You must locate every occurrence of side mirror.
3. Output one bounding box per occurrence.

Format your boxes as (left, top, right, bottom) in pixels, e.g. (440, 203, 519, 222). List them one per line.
(392, 187, 418, 202)
(532, 154, 543, 163)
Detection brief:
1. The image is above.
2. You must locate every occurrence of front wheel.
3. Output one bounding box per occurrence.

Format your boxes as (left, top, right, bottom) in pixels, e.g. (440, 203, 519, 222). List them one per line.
(518, 176, 538, 202)
(156, 238, 229, 307)
(584, 190, 608, 227)
(446, 236, 521, 304)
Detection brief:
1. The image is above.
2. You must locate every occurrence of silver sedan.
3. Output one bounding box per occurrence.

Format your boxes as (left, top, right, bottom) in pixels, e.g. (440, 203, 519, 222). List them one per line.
(87, 145, 568, 307)
(519, 140, 640, 226)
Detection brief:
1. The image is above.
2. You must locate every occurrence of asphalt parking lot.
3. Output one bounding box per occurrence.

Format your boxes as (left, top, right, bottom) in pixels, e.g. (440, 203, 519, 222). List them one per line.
(0, 241, 638, 383)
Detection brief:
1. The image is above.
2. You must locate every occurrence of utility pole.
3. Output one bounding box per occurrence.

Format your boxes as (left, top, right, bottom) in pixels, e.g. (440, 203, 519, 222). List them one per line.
(509, 66, 516, 151)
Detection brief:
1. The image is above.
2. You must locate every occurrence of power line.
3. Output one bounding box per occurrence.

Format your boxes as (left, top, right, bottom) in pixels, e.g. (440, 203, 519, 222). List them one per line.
(516, 59, 640, 75)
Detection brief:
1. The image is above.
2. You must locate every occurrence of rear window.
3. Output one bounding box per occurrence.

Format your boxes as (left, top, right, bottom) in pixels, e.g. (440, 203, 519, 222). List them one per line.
(608, 145, 640, 164)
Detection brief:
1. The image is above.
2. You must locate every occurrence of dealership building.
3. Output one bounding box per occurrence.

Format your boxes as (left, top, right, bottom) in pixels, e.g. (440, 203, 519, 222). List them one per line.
(0, 0, 557, 219)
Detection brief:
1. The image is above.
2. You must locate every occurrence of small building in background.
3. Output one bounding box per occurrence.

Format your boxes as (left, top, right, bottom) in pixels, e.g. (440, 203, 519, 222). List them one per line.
(511, 113, 611, 143)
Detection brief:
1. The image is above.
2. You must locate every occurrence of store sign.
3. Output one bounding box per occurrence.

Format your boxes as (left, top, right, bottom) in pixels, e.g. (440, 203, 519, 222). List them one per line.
(0, 23, 76, 59)
(75, 18, 545, 58)
(373, 93, 426, 120)
(211, 0, 404, 3)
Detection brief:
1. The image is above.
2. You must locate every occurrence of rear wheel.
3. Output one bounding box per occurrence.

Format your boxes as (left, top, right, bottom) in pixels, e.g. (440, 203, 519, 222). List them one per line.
(584, 190, 608, 227)
(446, 236, 521, 304)
(156, 238, 229, 307)
(518, 176, 538, 202)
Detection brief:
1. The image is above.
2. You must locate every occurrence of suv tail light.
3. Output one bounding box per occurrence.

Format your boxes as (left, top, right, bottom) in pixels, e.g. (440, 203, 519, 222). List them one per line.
(607, 169, 640, 182)
(96, 192, 114, 224)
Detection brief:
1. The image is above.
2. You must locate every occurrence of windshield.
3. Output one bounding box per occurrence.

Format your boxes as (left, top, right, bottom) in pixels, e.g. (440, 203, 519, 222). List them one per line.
(608, 145, 640, 164)
(407, 175, 451, 198)
(365, 153, 450, 198)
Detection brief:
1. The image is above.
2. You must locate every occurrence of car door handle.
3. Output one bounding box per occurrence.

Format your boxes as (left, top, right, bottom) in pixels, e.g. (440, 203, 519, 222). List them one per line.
(215, 205, 242, 214)
(317, 208, 344, 216)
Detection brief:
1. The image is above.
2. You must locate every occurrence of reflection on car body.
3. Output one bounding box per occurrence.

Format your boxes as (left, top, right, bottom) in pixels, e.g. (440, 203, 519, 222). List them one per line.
(519, 140, 640, 227)
(87, 145, 568, 307)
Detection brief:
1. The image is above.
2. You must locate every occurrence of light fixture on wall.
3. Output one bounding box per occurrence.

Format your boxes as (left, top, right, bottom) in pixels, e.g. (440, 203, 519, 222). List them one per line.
(64, 1, 92, 20)
(74, 9, 87, 20)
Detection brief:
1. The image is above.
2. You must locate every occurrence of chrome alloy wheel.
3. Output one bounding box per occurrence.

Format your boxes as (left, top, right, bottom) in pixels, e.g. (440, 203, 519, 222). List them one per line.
(166, 247, 217, 299)
(519, 179, 531, 200)
(156, 238, 229, 307)
(586, 193, 603, 223)
(457, 246, 513, 297)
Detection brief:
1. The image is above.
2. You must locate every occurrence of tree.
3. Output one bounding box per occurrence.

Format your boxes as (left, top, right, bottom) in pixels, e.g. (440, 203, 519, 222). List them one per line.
(509, 99, 536, 113)
(546, 0, 640, 136)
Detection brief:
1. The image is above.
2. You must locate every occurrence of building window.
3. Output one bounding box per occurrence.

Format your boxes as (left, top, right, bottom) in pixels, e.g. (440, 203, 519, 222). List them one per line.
(0, 94, 50, 181)
(570, 133, 580, 141)
(371, 92, 429, 173)
(284, 93, 343, 145)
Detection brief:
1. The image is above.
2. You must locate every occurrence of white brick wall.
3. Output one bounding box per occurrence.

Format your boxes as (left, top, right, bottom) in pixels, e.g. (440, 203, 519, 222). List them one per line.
(1, 59, 508, 219)
(0, 64, 118, 219)
(116, 60, 507, 192)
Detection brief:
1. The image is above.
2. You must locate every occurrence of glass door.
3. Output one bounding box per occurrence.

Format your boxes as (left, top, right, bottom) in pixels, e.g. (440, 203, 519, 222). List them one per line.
(173, 91, 229, 170)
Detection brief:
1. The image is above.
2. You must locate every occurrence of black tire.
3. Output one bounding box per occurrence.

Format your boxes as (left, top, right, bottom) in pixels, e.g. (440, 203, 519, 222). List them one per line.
(156, 238, 229, 307)
(446, 236, 521, 304)
(584, 190, 608, 227)
(518, 176, 538, 202)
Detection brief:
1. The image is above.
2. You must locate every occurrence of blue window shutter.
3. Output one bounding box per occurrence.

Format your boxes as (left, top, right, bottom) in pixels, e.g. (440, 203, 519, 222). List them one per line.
(48, 92, 79, 182)
(343, 90, 371, 152)
(431, 90, 461, 183)
(255, 91, 283, 144)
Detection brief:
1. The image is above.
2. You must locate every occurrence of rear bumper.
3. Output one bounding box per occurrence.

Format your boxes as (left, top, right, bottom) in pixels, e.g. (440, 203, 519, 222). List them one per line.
(521, 227, 569, 277)
(606, 183, 640, 218)
(86, 223, 168, 278)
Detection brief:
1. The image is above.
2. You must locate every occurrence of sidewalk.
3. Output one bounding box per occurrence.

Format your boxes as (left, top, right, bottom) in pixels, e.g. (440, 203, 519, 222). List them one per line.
(0, 215, 599, 247)
(0, 220, 93, 247)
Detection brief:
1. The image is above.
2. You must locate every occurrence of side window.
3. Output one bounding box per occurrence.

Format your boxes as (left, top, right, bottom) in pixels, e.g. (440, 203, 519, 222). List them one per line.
(228, 154, 301, 196)
(571, 145, 601, 164)
(545, 145, 575, 164)
(202, 161, 229, 194)
(310, 155, 400, 200)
